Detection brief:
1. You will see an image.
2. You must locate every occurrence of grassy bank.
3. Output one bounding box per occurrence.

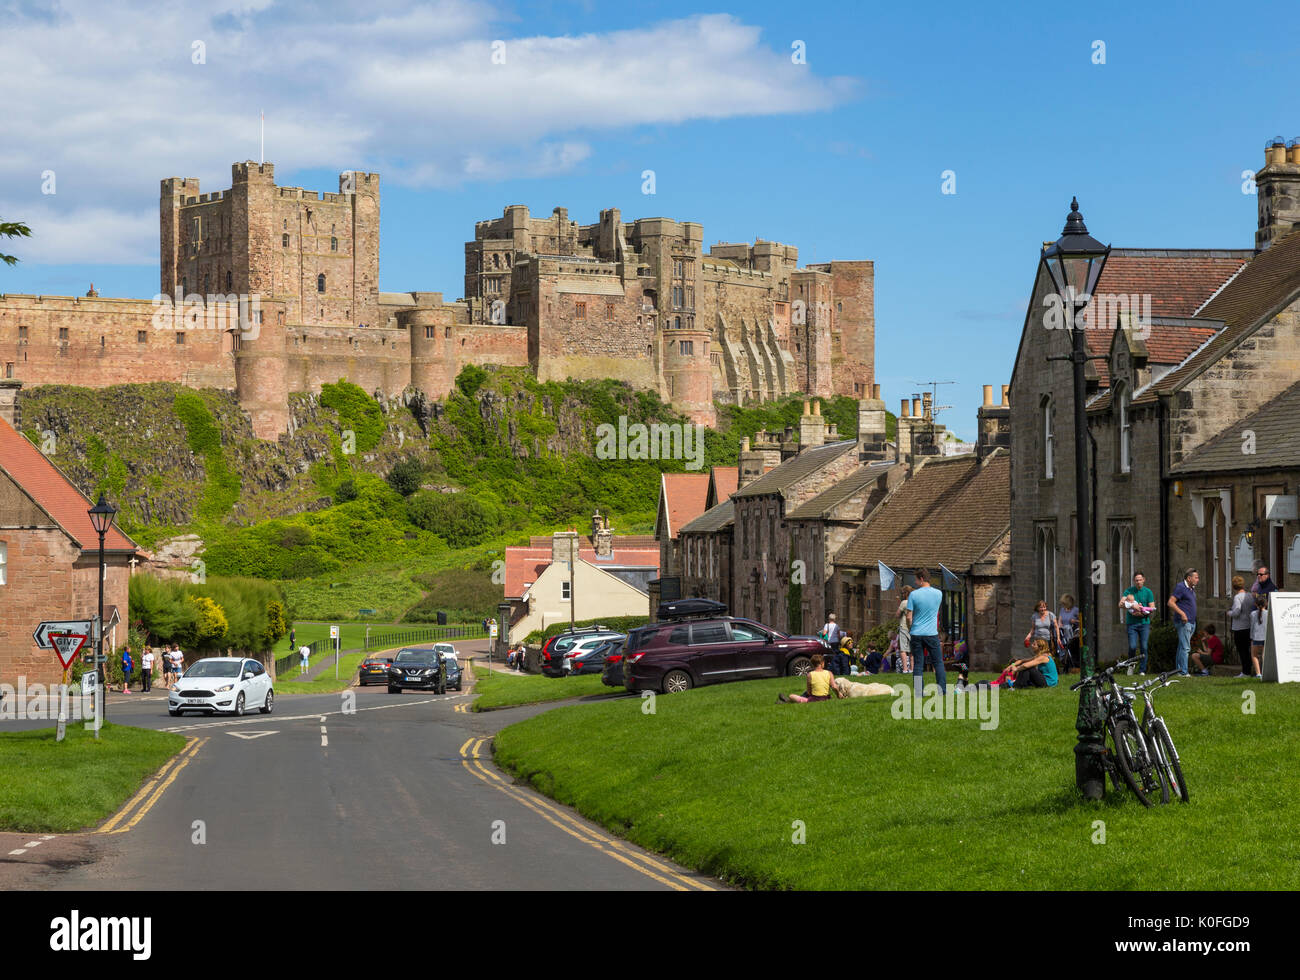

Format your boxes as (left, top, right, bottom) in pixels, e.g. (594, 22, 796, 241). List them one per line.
(474, 669, 615, 710)
(493, 675, 1300, 890)
(0, 723, 187, 832)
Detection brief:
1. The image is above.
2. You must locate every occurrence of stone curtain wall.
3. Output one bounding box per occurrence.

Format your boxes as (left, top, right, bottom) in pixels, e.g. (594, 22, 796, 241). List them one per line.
(0, 295, 234, 390)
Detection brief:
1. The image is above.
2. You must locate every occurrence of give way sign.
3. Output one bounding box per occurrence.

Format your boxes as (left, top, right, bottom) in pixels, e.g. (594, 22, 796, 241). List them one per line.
(50, 633, 89, 670)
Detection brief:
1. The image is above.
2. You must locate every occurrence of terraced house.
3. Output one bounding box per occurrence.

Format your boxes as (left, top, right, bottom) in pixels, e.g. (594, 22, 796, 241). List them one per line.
(1010, 136, 1300, 660)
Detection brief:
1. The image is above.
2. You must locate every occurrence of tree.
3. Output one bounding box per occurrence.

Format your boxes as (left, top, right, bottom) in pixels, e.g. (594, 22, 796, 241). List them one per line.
(386, 457, 425, 496)
(1, 219, 32, 266)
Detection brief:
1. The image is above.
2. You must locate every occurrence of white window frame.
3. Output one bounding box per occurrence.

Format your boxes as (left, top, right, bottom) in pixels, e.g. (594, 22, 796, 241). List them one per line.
(0, 541, 7, 585)
(1118, 385, 1132, 474)
(560, 580, 571, 601)
(1043, 396, 1055, 480)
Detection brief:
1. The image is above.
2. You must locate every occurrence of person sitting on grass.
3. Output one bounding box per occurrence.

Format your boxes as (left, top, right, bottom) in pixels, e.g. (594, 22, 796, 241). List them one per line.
(1006, 638, 1059, 689)
(835, 632, 855, 675)
(863, 641, 886, 674)
(778, 653, 846, 703)
(1191, 625, 1224, 675)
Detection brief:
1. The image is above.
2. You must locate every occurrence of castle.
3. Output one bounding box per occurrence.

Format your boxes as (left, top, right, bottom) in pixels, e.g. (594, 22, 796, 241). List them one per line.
(0, 161, 875, 437)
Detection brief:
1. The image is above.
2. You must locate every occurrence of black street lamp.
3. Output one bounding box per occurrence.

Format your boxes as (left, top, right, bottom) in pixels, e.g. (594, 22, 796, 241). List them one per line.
(88, 493, 118, 725)
(1041, 198, 1110, 800)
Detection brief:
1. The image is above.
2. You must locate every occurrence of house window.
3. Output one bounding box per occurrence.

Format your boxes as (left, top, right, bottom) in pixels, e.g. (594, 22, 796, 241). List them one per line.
(561, 580, 571, 601)
(176, 332, 185, 344)
(317, 274, 326, 293)
(1117, 384, 1132, 474)
(58, 328, 69, 341)
(137, 330, 147, 343)
(0, 541, 7, 585)
(1111, 523, 1135, 624)
(576, 302, 586, 318)
(1204, 496, 1230, 598)
(1043, 395, 1055, 479)
(283, 234, 290, 247)
(331, 237, 338, 252)
(1035, 523, 1056, 606)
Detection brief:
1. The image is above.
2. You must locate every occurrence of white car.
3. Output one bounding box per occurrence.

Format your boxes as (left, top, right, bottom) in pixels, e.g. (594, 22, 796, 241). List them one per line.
(433, 643, 458, 666)
(169, 657, 274, 717)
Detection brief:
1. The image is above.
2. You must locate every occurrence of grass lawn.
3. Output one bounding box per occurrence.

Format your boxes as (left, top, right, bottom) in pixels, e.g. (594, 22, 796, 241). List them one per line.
(0, 723, 187, 833)
(474, 669, 613, 711)
(272, 650, 371, 695)
(493, 674, 1300, 890)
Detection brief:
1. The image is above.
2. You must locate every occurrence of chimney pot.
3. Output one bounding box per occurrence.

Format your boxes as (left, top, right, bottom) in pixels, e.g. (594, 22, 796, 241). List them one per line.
(1000, 384, 1010, 407)
(802, 399, 810, 416)
(812, 399, 821, 416)
(900, 398, 910, 419)
(912, 398, 922, 418)
(982, 385, 993, 407)
(872, 383, 881, 400)
(741, 436, 751, 452)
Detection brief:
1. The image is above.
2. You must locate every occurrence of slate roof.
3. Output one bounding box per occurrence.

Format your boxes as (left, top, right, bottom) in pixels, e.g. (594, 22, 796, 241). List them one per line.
(1134, 230, 1300, 405)
(678, 498, 735, 535)
(658, 472, 710, 539)
(0, 415, 138, 552)
(833, 451, 1010, 571)
(785, 460, 897, 521)
(732, 440, 858, 498)
(1170, 379, 1300, 474)
(1080, 250, 1250, 386)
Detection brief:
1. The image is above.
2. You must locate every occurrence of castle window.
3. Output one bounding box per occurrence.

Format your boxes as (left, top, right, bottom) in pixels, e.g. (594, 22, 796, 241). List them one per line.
(137, 330, 147, 344)
(674, 317, 681, 330)
(226, 271, 232, 290)
(331, 237, 338, 252)
(576, 302, 586, 318)
(18, 326, 27, 341)
(445, 325, 451, 338)
(680, 340, 693, 355)
(4, 363, 11, 378)
(425, 326, 435, 339)
(317, 274, 326, 293)
(637, 317, 642, 328)
(493, 253, 501, 269)
(176, 332, 185, 344)
(674, 260, 683, 277)
(283, 219, 287, 230)
(283, 234, 289, 247)
(100, 335, 105, 347)
(58, 328, 69, 341)
(837, 302, 843, 313)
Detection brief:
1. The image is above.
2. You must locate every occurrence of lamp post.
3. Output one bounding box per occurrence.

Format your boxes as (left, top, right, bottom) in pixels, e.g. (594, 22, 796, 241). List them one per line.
(1040, 198, 1110, 800)
(88, 493, 118, 725)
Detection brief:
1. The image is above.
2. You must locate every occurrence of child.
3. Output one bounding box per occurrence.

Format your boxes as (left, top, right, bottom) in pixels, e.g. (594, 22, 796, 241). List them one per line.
(1249, 595, 1267, 680)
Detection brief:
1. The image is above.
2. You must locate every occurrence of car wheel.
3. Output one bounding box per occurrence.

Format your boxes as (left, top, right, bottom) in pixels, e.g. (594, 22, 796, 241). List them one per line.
(456, 683, 463, 691)
(662, 670, 692, 694)
(388, 685, 400, 694)
(788, 657, 812, 677)
(261, 690, 274, 714)
(233, 693, 245, 716)
(168, 709, 180, 717)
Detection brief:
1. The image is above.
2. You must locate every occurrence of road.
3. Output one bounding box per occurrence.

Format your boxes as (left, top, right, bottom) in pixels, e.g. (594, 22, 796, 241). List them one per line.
(0, 680, 718, 891)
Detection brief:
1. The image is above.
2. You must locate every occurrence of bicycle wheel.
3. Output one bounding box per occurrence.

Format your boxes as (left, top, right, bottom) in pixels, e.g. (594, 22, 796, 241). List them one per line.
(1152, 719, 1188, 803)
(1107, 717, 1156, 806)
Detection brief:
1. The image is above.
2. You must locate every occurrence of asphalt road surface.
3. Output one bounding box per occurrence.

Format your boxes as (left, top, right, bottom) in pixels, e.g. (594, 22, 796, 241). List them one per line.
(1, 684, 719, 891)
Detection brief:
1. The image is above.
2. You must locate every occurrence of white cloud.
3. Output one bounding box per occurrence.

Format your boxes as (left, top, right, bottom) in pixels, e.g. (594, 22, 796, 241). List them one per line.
(0, 1, 857, 265)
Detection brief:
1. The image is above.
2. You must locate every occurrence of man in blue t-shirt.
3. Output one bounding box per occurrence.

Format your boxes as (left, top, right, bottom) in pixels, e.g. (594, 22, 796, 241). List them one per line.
(1167, 568, 1199, 676)
(905, 569, 946, 695)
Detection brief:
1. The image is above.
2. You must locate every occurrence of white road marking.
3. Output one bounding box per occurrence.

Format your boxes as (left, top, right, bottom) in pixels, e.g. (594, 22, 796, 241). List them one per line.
(24, 841, 40, 848)
(159, 694, 468, 732)
(227, 731, 277, 740)
(8, 849, 26, 856)
(321, 734, 328, 747)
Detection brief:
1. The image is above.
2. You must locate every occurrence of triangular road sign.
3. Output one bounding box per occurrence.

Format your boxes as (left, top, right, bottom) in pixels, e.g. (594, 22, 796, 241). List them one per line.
(49, 633, 88, 670)
(227, 731, 277, 740)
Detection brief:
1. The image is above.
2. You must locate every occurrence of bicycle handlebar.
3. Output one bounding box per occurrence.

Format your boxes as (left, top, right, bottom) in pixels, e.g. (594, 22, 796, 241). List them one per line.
(1069, 657, 1140, 691)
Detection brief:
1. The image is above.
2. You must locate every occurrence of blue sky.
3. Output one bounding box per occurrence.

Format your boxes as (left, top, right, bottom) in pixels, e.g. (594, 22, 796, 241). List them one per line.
(2, 0, 1292, 437)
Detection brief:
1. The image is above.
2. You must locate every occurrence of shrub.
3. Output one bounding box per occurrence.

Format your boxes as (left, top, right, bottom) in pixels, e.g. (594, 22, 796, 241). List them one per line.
(386, 458, 425, 497)
(524, 615, 651, 646)
(1146, 621, 1178, 673)
(407, 491, 498, 548)
(456, 364, 488, 398)
(319, 380, 385, 453)
(335, 478, 358, 503)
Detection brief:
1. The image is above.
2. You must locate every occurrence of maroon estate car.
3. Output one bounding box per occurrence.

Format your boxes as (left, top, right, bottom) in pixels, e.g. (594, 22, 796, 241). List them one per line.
(622, 617, 825, 694)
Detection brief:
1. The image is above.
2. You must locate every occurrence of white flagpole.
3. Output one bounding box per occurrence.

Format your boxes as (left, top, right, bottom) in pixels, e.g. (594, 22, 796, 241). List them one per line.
(260, 110, 264, 164)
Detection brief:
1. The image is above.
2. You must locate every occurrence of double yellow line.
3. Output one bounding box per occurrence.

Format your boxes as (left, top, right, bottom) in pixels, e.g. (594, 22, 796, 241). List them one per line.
(457, 736, 712, 891)
(98, 737, 208, 834)
(453, 702, 470, 714)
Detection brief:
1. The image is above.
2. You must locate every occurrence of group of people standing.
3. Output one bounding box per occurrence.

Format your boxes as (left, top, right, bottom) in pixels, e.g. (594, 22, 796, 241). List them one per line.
(117, 643, 185, 693)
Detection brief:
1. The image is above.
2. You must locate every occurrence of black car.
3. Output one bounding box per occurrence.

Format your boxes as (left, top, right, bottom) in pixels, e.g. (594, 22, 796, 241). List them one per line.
(600, 638, 632, 687)
(570, 637, 623, 676)
(387, 647, 446, 694)
(358, 656, 392, 686)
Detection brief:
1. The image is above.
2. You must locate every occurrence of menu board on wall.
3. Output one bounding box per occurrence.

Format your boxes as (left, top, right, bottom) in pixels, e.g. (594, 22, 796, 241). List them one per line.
(1262, 592, 1300, 684)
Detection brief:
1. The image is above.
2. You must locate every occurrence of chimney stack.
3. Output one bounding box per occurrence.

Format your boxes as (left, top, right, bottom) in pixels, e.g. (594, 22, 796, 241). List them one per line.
(1256, 135, 1300, 251)
(738, 435, 765, 488)
(857, 391, 889, 460)
(0, 380, 20, 430)
(976, 380, 1011, 461)
(799, 397, 826, 450)
(552, 529, 580, 566)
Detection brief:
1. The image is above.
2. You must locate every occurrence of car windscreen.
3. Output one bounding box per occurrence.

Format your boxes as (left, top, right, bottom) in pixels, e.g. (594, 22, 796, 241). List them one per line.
(184, 661, 242, 678)
(434, 644, 456, 657)
(394, 650, 436, 664)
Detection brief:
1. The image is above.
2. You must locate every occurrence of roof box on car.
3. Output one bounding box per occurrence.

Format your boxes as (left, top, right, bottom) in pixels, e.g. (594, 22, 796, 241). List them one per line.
(657, 597, 728, 621)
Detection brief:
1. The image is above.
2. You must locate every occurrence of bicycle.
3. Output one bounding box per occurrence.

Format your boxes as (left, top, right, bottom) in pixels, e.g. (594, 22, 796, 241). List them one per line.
(1071, 657, 1168, 806)
(1120, 671, 1189, 803)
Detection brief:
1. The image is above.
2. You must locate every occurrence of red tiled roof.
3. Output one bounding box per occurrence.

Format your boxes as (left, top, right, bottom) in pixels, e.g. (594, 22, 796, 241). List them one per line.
(708, 466, 739, 506)
(659, 473, 710, 539)
(1080, 251, 1249, 385)
(0, 415, 137, 552)
(504, 544, 661, 598)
